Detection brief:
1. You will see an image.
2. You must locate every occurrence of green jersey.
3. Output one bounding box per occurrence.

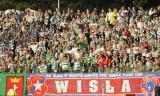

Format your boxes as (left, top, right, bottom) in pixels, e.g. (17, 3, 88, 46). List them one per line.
(60, 60, 70, 71)
(9, 40, 14, 50)
(73, 61, 81, 71)
(45, 53, 52, 63)
(50, 60, 59, 72)
(39, 65, 47, 73)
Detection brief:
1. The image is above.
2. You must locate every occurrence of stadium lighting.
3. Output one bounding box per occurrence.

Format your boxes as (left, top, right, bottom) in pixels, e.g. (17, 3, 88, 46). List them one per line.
(58, 0, 60, 9)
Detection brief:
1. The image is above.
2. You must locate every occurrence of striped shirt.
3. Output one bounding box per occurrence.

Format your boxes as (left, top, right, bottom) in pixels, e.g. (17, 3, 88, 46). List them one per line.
(50, 60, 59, 72)
(9, 40, 14, 50)
(39, 64, 47, 73)
(73, 61, 81, 71)
(60, 60, 70, 71)
(0, 42, 5, 49)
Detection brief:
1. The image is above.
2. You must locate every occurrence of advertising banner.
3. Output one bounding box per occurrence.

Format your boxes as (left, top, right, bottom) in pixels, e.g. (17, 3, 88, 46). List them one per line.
(0, 74, 26, 96)
(27, 72, 160, 96)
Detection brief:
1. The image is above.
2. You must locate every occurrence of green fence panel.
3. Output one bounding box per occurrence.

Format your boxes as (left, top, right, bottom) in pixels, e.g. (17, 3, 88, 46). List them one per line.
(0, 74, 6, 96)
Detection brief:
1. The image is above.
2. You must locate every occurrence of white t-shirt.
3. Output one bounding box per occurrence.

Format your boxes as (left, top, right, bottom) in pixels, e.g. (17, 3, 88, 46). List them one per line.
(4, 9, 11, 15)
(137, 22, 143, 29)
(133, 47, 139, 54)
(107, 12, 112, 21)
(29, 16, 34, 23)
(152, 51, 158, 57)
(30, 44, 38, 53)
(127, 48, 131, 54)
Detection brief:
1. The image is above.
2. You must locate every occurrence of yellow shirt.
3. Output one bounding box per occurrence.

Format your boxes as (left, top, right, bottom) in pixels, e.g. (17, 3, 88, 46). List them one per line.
(110, 12, 117, 24)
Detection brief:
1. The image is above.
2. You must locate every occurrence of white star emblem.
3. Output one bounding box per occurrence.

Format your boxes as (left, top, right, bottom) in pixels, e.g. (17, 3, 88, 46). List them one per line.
(34, 81, 43, 91)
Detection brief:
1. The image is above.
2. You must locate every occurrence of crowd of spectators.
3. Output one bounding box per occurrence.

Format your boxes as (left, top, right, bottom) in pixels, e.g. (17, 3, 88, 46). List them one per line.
(0, 6, 160, 73)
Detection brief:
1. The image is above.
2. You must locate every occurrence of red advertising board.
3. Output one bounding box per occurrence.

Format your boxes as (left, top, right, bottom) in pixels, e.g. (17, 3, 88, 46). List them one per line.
(6, 76, 24, 96)
(27, 73, 160, 96)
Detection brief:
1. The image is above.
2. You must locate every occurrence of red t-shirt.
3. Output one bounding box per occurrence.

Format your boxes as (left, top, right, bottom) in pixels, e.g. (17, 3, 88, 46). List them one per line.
(124, 31, 131, 37)
(143, 41, 148, 48)
(105, 57, 112, 65)
(98, 57, 106, 68)
(1, 60, 7, 67)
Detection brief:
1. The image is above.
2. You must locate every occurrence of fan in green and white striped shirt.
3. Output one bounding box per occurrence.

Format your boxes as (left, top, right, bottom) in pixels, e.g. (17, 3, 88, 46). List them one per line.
(60, 60, 70, 72)
(0, 42, 5, 50)
(9, 40, 14, 50)
(73, 60, 81, 72)
(50, 58, 59, 73)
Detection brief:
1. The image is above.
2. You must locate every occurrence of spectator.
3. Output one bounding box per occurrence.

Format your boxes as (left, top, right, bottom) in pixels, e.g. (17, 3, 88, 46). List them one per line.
(0, 6, 159, 73)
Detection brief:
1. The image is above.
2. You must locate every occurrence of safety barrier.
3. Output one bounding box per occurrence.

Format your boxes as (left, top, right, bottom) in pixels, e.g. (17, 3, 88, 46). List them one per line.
(0, 72, 160, 96)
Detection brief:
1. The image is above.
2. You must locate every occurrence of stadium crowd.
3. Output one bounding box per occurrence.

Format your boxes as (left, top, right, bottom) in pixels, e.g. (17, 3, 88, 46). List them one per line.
(0, 6, 160, 73)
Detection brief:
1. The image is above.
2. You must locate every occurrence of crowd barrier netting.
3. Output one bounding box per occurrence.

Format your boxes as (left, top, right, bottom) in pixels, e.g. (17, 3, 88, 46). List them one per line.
(1, 72, 160, 96)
